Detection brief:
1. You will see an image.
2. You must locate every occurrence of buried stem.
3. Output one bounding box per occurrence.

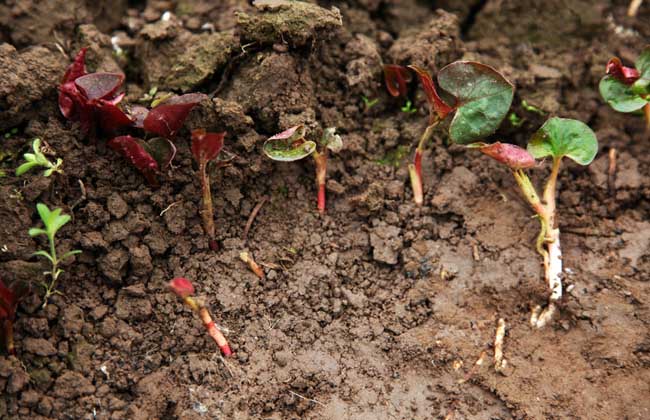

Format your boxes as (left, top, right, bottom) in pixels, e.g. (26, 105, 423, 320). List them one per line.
(409, 123, 437, 205)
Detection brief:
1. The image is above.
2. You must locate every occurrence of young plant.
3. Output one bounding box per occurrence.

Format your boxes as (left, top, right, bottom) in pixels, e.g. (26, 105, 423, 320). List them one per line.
(15, 138, 63, 177)
(169, 277, 232, 356)
(191, 129, 226, 251)
(58, 48, 132, 137)
(0, 278, 29, 355)
(108, 93, 207, 186)
(383, 63, 514, 204)
(599, 46, 650, 131)
(29, 203, 81, 307)
(470, 117, 598, 328)
(263, 125, 342, 213)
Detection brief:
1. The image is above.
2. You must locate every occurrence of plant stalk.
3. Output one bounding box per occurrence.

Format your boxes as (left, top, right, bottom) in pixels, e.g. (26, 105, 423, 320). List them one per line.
(313, 151, 328, 213)
(644, 102, 650, 134)
(4, 320, 15, 355)
(42, 235, 60, 308)
(199, 160, 217, 250)
(183, 296, 232, 356)
(409, 123, 437, 205)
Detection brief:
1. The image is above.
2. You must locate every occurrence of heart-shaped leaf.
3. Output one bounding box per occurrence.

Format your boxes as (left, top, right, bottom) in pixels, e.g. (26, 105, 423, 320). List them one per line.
(599, 75, 648, 112)
(143, 93, 207, 138)
(263, 125, 316, 161)
(527, 117, 598, 165)
(438, 61, 514, 144)
(191, 129, 225, 163)
(474, 142, 536, 169)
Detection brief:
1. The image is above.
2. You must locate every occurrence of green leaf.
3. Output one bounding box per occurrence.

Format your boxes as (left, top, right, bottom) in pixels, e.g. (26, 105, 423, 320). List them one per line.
(527, 117, 598, 165)
(437, 61, 515, 144)
(36, 203, 52, 226)
(635, 45, 650, 79)
(599, 75, 648, 113)
(16, 162, 38, 176)
(32, 250, 54, 263)
(28, 228, 47, 237)
(61, 250, 82, 261)
(263, 125, 316, 162)
(48, 213, 71, 236)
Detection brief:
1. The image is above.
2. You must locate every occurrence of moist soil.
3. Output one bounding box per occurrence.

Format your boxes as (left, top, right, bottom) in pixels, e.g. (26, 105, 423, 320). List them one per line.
(1, 1, 649, 419)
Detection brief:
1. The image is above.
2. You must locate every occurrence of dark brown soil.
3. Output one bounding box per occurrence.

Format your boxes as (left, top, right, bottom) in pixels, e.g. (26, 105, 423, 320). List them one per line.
(1, 1, 649, 419)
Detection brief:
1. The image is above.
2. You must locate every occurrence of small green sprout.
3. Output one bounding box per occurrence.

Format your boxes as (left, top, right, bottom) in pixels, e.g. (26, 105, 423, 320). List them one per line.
(16, 139, 63, 177)
(400, 100, 417, 113)
(362, 96, 379, 110)
(521, 100, 545, 115)
(3, 128, 19, 139)
(508, 112, 524, 127)
(29, 203, 81, 307)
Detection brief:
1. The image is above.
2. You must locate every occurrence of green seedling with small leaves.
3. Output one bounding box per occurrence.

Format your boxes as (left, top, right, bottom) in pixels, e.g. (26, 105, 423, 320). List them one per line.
(29, 203, 81, 307)
(16, 138, 63, 177)
(361, 96, 379, 110)
(469, 117, 598, 328)
(400, 100, 417, 113)
(600, 46, 650, 131)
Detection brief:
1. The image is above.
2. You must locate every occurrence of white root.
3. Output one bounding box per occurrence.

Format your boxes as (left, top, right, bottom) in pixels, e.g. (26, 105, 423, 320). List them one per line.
(494, 318, 507, 372)
(531, 228, 562, 328)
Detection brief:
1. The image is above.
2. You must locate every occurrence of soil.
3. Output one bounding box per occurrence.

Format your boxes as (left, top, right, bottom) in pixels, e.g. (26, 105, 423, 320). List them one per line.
(1, 0, 649, 419)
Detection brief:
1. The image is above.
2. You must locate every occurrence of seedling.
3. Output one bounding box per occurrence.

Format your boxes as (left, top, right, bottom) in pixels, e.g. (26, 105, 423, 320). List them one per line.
(29, 203, 81, 307)
(361, 96, 379, 110)
(168, 277, 232, 356)
(15, 138, 63, 177)
(58, 48, 132, 137)
(191, 129, 226, 251)
(384, 62, 514, 204)
(599, 46, 650, 131)
(131, 93, 207, 139)
(263, 125, 343, 213)
(0, 278, 29, 355)
(400, 100, 417, 114)
(470, 117, 598, 328)
(108, 136, 176, 187)
(239, 252, 265, 279)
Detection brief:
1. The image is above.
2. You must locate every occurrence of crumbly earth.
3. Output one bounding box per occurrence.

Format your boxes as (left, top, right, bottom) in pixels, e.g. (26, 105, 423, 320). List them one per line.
(1, 1, 649, 419)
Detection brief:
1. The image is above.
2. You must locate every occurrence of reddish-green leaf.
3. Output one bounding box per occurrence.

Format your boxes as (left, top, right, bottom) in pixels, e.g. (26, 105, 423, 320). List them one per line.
(143, 93, 207, 138)
(191, 129, 225, 163)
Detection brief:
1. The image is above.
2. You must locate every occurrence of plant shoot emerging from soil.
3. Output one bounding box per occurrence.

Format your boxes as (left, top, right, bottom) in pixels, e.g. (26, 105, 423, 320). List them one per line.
(383, 62, 514, 204)
(600, 46, 650, 131)
(29, 203, 81, 307)
(108, 136, 176, 187)
(191, 129, 226, 251)
(169, 278, 232, 356)
(470, 117, 598, 327)
(263, 125, 343, 213)
(0, 278, 29, 355)
(16, 138, 63, 177)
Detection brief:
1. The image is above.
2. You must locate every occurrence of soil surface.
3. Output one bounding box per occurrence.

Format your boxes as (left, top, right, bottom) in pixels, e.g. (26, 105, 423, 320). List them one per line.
(1, 1, 650, 419)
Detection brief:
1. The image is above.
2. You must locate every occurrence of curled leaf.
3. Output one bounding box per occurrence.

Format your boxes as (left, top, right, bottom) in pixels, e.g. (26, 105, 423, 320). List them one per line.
(169, 277, 195, 299)
(263, 125, 316, 161)
(142, 137, 177, 169)
(408, 65, 454, 122)
(527, 117, 598, 166)
(143, 93, 207, 138)
(62, 48, 87, 84)
(108, 135, 160, 186)
(321, 127, 343, 153)
(383, 64, 412, 98)
(191, 129, 226, 163)
(605, 57, 640, 85)
(438, 61, 514, 144)
(478, 142, 536, 169)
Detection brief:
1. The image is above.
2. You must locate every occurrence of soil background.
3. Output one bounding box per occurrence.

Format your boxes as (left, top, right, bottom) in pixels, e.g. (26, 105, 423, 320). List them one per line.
(1, 0, 649, 419)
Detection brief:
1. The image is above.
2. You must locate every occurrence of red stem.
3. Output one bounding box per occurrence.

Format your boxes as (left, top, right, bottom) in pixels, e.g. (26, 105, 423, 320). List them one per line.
(414, 150, 423, 183)
(185, 297, 232, 356)
(314, 152, 328, 214)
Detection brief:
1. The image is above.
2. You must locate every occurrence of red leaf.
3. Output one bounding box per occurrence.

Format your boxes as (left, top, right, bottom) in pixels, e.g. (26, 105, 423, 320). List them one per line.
(58, 81, 84, 119)
(143, 93, 208, 138)
(191, 129, 226, 163)
(605, 58, 640, 85)
(75, 73, 125, 101)
(96, 99, 133, 132)
(62, 48, 88, 84)
(383, 64, 412, 98)
(108, 136, 160, 186)
(409, 65, 454, 122)
(169, 278, 195, 299)
(480, 142, 536, 170)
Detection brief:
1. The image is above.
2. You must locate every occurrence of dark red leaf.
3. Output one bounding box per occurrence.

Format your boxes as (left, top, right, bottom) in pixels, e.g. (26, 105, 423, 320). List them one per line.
(409, 65, 454, 122)
(605, 57, 640, 85)
(191, 129, 225, 163)
(479, 142, 536, 170)
(58, 81, 83, 119)
(143, 93, 208, 138)
(169, 277, 195, 299)
(62, 48, 87, 84)
(108, 135, 160, 186)
(383, 64, 412, 98)
(75, 73, 125, 101)
(96, 100, 133, 132)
